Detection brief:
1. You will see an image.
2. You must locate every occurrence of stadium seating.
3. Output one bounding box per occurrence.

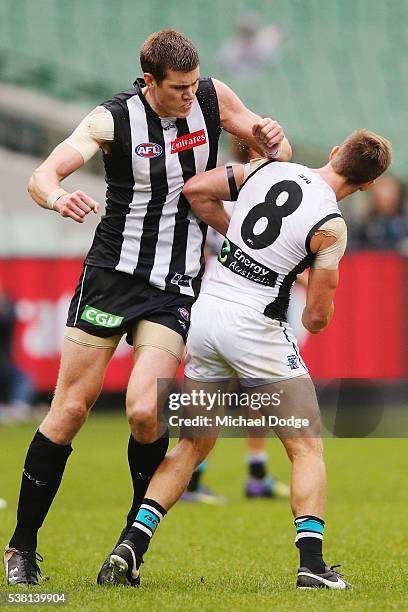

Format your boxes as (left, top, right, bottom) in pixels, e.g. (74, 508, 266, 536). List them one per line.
(0, 0, 405, 174)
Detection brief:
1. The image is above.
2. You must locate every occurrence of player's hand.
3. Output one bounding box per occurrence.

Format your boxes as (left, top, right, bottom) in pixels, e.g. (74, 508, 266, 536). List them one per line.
(252, 118, 285, 158)
(54, 190, 100, 223)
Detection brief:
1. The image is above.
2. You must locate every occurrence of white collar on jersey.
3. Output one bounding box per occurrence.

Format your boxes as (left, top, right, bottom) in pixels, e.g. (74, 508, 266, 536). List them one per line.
(161, 119, 177, 130)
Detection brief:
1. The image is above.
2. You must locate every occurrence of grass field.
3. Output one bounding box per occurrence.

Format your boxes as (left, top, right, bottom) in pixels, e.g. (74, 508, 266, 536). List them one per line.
(0, 413, 407, 611)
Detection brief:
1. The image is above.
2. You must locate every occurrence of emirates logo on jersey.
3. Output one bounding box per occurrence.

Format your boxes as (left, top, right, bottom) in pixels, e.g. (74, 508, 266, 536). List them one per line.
(135, 142, 163, 158)
(171, 129, 207, 154)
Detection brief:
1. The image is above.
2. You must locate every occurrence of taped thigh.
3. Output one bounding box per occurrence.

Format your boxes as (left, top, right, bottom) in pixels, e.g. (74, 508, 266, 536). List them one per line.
(64, 326, 121, 349)
(133, 320, 185, 361)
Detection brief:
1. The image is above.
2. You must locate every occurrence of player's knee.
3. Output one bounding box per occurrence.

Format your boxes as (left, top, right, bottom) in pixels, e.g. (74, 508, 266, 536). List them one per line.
(194, 440, 216, 465)
(181, 436, 216, 465)
(127, 401, 156, 432)
(286, 437, 323, 462)
(62, 398, 89, 425)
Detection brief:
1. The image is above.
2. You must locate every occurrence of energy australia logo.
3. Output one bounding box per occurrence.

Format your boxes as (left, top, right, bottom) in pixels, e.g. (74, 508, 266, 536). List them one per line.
(81, 305, 124, 328)
(218, 238, 279, 288)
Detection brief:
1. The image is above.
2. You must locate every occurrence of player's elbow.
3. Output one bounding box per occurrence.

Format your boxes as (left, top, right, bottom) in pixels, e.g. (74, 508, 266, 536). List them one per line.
(183, 176, 211, 221)
(302, 309, 328, 334)
(182, 175, 203, 204)
(305, 321, 326, 334)
(27, 170, 40, 198)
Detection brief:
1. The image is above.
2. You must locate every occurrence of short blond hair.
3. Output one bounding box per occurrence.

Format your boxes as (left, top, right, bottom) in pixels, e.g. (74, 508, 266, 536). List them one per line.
(331, 129, 392, 185)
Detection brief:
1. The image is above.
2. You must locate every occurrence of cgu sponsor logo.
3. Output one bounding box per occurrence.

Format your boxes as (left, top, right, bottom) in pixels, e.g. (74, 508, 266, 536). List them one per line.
(81, 305, 124, 328)
(171, 129, 207, 153)
(135, 142, 163, 158)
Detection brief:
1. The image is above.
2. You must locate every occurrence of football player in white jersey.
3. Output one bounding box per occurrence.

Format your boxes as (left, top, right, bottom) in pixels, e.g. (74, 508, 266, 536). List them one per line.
(108, 130, 391, 589)
(182, 139, 291, 503)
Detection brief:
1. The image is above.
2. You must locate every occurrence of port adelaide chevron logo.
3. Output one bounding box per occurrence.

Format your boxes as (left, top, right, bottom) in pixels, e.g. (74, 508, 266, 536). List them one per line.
(135, 142, 163, 158)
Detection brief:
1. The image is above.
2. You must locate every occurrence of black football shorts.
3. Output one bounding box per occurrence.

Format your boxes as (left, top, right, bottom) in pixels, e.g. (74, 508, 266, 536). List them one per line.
(66, 264, 195, 345)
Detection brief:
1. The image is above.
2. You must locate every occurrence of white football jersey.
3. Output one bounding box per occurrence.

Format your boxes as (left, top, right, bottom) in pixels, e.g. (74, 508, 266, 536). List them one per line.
(203, 161, 342, 320)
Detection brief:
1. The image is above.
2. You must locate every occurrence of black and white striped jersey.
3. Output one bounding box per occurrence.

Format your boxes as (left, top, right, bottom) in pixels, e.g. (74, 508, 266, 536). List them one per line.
(85, 78, 221, 297)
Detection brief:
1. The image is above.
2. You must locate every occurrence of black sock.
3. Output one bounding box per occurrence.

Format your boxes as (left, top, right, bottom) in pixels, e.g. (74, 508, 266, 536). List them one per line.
(187, 462, 205, 492)
(126, 498, 167, 562)
(125, 429, 169, 530)
(295, 515, 325, 573)
(249, 460, 267, 480)
(247, 453, 268, 480)
(9, 430, 72, 551)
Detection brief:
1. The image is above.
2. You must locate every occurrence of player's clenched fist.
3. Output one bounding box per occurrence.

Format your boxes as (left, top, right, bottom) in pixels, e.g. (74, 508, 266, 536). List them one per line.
(54, 190, 100, 223)
(252, 117, 285, 158)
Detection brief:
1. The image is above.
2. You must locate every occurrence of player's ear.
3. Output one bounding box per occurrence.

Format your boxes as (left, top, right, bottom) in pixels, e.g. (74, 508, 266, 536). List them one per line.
(329, 145, 340, 161)
(143, 73, 155, 87)
(359, 179, 375, 192)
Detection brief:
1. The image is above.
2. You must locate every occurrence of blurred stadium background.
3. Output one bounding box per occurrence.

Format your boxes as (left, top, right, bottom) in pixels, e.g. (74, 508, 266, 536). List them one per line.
(0, 2, 408, 608)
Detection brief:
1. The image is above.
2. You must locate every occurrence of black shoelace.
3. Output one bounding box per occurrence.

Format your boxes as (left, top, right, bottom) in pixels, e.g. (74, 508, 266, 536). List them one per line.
(15, 550, 43, 581)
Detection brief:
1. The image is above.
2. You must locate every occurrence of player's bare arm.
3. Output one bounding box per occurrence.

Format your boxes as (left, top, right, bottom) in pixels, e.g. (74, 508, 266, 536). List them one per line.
(27, 107, 110, 222)
(213, 79, 292, 161)
(183, 164, 244, 235)
(302, 266, 337, 334)
(301, 223, 347, 333)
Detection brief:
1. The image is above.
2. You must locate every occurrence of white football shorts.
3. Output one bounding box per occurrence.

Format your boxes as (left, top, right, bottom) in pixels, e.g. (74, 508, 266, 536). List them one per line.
(184, 293, 308, 387)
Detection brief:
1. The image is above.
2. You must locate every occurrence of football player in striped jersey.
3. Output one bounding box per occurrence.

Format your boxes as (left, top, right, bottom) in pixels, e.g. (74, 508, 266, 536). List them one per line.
(4, 29, 292, 586)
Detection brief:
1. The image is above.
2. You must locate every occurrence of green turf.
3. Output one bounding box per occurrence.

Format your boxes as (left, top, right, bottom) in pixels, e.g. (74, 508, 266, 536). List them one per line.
(0, 413, 407, 611)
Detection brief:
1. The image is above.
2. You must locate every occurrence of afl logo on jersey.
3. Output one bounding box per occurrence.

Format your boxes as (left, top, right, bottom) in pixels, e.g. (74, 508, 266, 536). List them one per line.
(135, 142, 163, 158)
(178, 307, 190, 321)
